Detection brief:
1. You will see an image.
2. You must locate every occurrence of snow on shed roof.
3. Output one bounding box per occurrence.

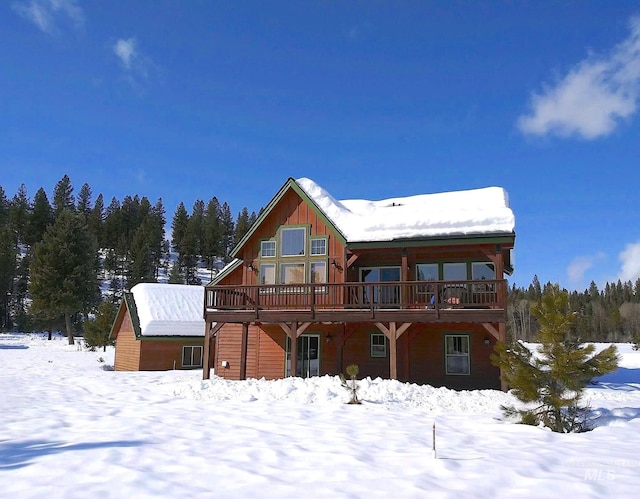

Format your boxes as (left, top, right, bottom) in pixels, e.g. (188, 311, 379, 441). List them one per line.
(295, 178, 515, 242)
(130, 283, 205, 337)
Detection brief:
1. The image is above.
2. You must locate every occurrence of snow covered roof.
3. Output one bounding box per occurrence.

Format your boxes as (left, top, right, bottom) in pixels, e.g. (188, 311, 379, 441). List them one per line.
(130, 283, 205, 337)
(295, 178, 515, 242)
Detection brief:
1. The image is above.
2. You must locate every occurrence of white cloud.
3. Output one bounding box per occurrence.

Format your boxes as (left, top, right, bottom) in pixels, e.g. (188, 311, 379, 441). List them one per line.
(567, 252, 606, 284)
(617, 241, 640, 282)
(13, 0, 84, 35)
(114, 38, 137, 70)
(517, 16, 640, 139)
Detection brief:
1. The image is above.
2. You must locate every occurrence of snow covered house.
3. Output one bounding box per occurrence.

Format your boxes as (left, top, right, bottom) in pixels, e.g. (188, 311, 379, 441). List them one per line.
(203, 178, 515, 390)
(110, 283, 206, 371)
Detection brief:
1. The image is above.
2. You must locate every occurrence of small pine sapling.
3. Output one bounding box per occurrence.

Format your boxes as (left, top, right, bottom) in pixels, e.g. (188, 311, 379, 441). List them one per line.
(340, 364, 361, 404)
(492, 284, 619, 432)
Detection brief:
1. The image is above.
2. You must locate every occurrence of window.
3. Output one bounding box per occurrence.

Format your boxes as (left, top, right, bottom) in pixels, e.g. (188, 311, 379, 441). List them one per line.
(281, 263, 305, 284)
(443, 263, 467, 281)
(182, 346, 203, 368)
(310, 238, 327, 256)
(260, 264, 276, 285)
(472, 262, 495, 280)
(445, 335, 470, 375)
(310, 262, 327, 284)
(416, 263, 438, 281)
(371, 333, 387, 358)
(281, 227, 306, 256)
(261, 240, 276, 257)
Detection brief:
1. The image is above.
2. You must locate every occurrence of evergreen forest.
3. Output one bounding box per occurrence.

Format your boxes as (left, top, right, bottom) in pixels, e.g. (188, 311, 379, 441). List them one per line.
(1, 175, 639, 345)
(0, 175, 256, 334)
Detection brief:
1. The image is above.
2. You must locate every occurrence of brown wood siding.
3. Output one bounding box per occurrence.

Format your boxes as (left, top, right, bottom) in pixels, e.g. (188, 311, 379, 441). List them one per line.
(138, 338, 204, 371)
(228, 188, 346, 286)
(257, 325, 287, 379)
(215, 323, 245, 380)
(407, 323, 500, 390)
(245, 325, 259, 379)
(113, 312, 142, 371)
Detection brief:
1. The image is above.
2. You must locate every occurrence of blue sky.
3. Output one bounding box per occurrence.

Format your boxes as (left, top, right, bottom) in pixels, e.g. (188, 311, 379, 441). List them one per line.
(2, 1, 640, 292)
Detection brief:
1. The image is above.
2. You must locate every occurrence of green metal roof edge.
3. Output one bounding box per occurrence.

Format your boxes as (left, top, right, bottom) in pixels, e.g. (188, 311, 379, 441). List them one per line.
(208, 258, 243, 285)
(346, 232, 516, 249)
(230, 178, 347, 258)
(124, 291, 143, 339)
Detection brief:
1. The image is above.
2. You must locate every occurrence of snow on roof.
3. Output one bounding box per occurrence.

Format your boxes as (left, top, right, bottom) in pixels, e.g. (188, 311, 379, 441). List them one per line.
(130, 283, 205, 337)
(295, 178, 515, 242)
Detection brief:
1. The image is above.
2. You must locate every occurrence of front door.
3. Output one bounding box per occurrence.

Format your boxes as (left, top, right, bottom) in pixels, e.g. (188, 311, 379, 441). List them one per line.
(286, 334, 320, 377)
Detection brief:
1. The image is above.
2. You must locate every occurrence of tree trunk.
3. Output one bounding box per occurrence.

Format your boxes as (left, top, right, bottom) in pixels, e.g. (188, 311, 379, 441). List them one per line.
(65, 313, 74, 345)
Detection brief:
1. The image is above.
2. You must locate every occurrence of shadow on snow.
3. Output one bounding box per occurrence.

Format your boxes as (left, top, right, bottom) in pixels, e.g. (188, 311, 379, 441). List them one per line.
(0, 439, 148, 471)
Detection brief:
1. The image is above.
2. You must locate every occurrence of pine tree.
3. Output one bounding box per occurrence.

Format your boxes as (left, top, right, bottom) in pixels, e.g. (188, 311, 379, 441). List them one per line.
(0, 226, 17, 330)
(9, 184, 30, 245)
(171, 202, 189, 255)
(89, 193, 105, 247)
(203, 197, 222, 271)
(234, 207, 251, 246)
(52, 174, 75, 216)
(492, 284, 619, 432)
(27, 187, 53, 247)
(30, 209, 100, 345)
(76, 183, 93, 216)
(84, 300, 117, 352)
(219, 202, 234, 262)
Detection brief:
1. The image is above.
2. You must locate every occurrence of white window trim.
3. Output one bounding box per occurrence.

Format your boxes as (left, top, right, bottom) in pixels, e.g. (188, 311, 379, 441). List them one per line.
(445, 334, 470, 375)
(370, 332, 387, 358)
(261, 240, 276, 258)
(182, 346, 203, 368)
(310, 237, 327, 256)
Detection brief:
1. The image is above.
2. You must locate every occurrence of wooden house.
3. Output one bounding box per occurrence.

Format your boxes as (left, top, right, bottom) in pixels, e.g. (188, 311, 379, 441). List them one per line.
(111, 283, 207, 371)
(203, 178, 515, 390)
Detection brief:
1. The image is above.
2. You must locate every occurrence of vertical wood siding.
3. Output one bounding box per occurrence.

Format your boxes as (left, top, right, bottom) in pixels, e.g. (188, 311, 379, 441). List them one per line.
(113, 313, 142, 371)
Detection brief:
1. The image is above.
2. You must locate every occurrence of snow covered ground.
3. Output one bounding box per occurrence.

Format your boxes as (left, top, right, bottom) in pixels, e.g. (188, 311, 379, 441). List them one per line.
(1, 334, 639, 498)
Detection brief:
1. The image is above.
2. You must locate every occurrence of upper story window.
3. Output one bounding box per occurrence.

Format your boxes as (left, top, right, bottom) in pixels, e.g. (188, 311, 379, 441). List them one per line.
(472, 262, 495, 280)
(443, 262, 467, 281)
(310, 238, 327, 256)
(281, 227, 306, 256)
(261, 240, 276, 258)
(416, 263, 438, 281)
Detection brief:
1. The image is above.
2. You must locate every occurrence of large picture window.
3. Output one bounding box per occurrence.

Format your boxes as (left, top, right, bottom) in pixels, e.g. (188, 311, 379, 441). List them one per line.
(260, 264, 276, 285)
(281, 227, 306, 256)
(310, 262, 327, 284)
(182, 346, 203, 368)
(445, 335, 470, 375)
(281, 263, 305, 284)
(443, 263, 467, 281)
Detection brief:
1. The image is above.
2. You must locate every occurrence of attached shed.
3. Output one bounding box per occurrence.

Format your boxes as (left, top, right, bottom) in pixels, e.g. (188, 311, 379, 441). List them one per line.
(110, 283, 208, 371)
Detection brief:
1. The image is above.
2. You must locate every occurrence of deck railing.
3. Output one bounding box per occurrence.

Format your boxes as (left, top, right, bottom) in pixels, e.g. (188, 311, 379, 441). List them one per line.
(205, 280, 506, 314)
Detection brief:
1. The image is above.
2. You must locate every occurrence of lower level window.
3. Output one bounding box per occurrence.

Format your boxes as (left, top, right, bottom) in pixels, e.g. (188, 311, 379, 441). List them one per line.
(371, 333, 387, 358)
(182, 346, 203, 368)
(445, 335, 469, 375)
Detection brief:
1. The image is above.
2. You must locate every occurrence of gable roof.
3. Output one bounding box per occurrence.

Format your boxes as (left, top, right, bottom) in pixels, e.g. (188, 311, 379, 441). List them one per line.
(230, 177, 515, 258)
(114, 283, 205, 338)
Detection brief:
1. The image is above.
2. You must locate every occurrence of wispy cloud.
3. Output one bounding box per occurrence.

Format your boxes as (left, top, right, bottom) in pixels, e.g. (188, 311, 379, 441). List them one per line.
(616, 241, 640, 283)
(112, 37, 156, 87)
(13, 0, 84, 35)
(567, 252, 606, 284)
(517, 16, 640, 140)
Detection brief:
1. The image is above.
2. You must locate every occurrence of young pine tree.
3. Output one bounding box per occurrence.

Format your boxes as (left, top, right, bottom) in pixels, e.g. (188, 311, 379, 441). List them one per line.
(84, 300, 118, 352)
(492, 284, 619, 432)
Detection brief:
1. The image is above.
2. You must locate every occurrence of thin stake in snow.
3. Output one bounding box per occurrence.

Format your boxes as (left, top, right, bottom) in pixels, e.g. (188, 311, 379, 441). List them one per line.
(432, 422, 437, 459)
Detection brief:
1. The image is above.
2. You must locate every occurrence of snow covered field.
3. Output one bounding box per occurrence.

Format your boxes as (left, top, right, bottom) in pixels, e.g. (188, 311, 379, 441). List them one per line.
(1, 334, 639, 498)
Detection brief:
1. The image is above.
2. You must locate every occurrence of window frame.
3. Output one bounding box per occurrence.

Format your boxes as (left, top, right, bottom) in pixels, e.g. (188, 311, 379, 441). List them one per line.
(280, 227, 306, 257)
(261, 240, 276, 258)
(444, 334, 470, 375)
(370, 332, 387, 358)
(182, 345, 203, 368)
(310, 237, 327, 256)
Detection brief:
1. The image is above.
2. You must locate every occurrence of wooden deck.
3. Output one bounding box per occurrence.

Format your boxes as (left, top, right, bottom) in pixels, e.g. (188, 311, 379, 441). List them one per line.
(204, 279, 507, 324)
